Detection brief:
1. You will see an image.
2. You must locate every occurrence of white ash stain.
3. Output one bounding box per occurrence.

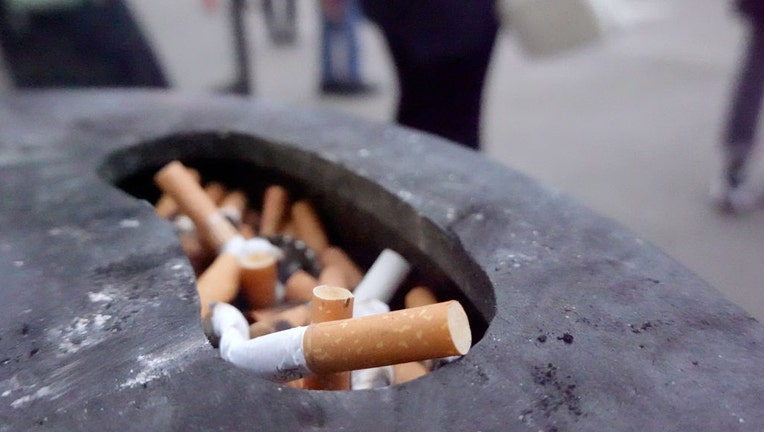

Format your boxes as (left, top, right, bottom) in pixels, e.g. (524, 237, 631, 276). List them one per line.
(119, 219, 140, 228)
(119, 339, 205, 389)
(49, 313, 113, 356)
(446, 207, 457, 222)
(10, 386, 54, 409)
(397, 190, 413, 202)
(88, 291, 113, 303)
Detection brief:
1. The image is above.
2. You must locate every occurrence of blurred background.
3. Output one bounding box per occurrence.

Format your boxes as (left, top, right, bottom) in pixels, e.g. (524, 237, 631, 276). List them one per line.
(2, 0, 762, 321)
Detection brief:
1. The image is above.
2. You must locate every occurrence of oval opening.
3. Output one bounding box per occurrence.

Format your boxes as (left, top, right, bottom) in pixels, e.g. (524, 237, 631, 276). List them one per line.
(99, 132, 496, 390)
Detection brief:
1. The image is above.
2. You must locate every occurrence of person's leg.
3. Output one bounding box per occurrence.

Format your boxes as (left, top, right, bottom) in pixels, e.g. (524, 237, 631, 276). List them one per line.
(716, 23, 764, 210)
(319, 4, 335, 85)
(319, 0, 372, 95)
(264, 0, 296, 44)
(342, 0, 362, 82)
(724, 24, 764, 180)
(0, 3, 93, 87)
(74, 0, 168, 87)
(392, 37, 496, 150)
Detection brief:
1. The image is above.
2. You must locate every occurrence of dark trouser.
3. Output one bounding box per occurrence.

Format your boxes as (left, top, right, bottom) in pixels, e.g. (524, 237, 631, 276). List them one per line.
(382, 33, 497, 151)
(263, 0, 296, 42)
(724, 22, 764, 165)
(0, 0, 167, 88)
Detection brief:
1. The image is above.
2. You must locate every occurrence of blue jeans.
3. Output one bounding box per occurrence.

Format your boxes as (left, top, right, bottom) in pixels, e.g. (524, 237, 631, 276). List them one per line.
(320, 0, 362, 84)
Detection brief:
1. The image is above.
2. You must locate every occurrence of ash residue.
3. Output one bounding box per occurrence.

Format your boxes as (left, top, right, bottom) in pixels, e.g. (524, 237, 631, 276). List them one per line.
(524, 363, 583, 421)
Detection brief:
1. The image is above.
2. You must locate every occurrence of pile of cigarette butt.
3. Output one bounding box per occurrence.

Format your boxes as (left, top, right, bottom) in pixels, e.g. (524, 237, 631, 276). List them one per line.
(153, 160, 472, 390)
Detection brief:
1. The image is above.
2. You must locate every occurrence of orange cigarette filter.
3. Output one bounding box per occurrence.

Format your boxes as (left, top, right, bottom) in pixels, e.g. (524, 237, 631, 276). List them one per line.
(393, 361, 430, 385)
(404, 286, 438, 309)
(155, 194, 179, 219)
(154, 161, 238, 252)
(204, 181, 228, 205)
(284, 269, 319, 303)
(239, 252, 278, 310)
(303, 300, 471, 374)
(239, 223, 256, 239)
(249, 303, 311, 338)
(195, 252, 241, 318)
(259, 185, 290, 236)
(318, 265, 348, 289)
(280, 220, 297, 238)
(320, 247, 364, 289)
(285, 379, 305, 389)
(291, 200, 330, 255)
(304, 285, 354, 390)
(155, 167, 200, 218)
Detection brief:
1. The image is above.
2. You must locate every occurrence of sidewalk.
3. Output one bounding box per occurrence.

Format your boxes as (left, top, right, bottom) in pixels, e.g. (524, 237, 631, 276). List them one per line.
(129, 0, 763, 321)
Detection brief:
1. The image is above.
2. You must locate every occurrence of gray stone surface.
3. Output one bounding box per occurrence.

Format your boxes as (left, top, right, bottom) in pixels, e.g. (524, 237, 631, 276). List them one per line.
(0, 91, 763, 431)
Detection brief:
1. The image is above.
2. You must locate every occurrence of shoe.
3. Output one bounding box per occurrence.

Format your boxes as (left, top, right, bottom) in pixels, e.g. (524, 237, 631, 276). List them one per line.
(270, 29, 297, 46)
(320, 80, 377, 96)
(710, 153, 764, 213)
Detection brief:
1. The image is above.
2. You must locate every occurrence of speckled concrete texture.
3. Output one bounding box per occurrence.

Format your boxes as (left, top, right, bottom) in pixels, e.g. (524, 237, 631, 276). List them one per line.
(0, 91, 762, 431)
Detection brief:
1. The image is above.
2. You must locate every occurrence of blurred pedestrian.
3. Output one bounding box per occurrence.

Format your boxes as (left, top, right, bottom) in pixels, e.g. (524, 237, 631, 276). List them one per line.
(715, 0, 764, 212)
(0, 0, 168, 88)
(359, 0, 499, 150)
(319, 0, 374, 96)
(263, 0, 297, 45)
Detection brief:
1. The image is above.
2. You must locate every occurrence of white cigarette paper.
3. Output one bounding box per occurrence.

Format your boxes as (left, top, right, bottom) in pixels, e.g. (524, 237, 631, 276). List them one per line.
(211, 302, 310, 382)
(352, 249, 411, 313)
(221, 235, 284, 261)
(352, 366, 393, 390)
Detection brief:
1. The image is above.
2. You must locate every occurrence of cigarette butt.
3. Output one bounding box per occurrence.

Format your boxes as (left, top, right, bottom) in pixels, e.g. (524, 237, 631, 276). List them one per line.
(154, 161, 238, 251)
(155, 167, 200, 218)
(196, 252, 241, 318)
(204, 181, 228, 205)
(280, 220, 297, 237)
(212, 301, 470, 383)
(248, 305, 285, 323)
(242, 208, 260, 230)
(155, 194, 179, 219)
(304, 300, 471, 374)
(249, 304, 311, 338)
(310, 285, 354, 323)
(211, 304, 311, 382)
(259, 185, 290, 236)
(320, 247, 363, 289)
(304, 286, 354, 390)
(291, 200, 329, 254)
(239, 252, 278, 310)
(318, 265, 348, 289)
(404, 286, 438, 309)
(219, 190, 248, 226)
(352, 249, 411, 308)
(285, 379, 305, 389)
(240, 209, 259, 239)
(284, 269, 319, 303)
(392, 361, 429, 384)
(239, 223, 256, 239)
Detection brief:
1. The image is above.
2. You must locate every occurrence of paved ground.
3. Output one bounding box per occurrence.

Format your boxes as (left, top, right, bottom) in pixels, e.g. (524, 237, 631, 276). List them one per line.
(111, 0, 764, 322)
